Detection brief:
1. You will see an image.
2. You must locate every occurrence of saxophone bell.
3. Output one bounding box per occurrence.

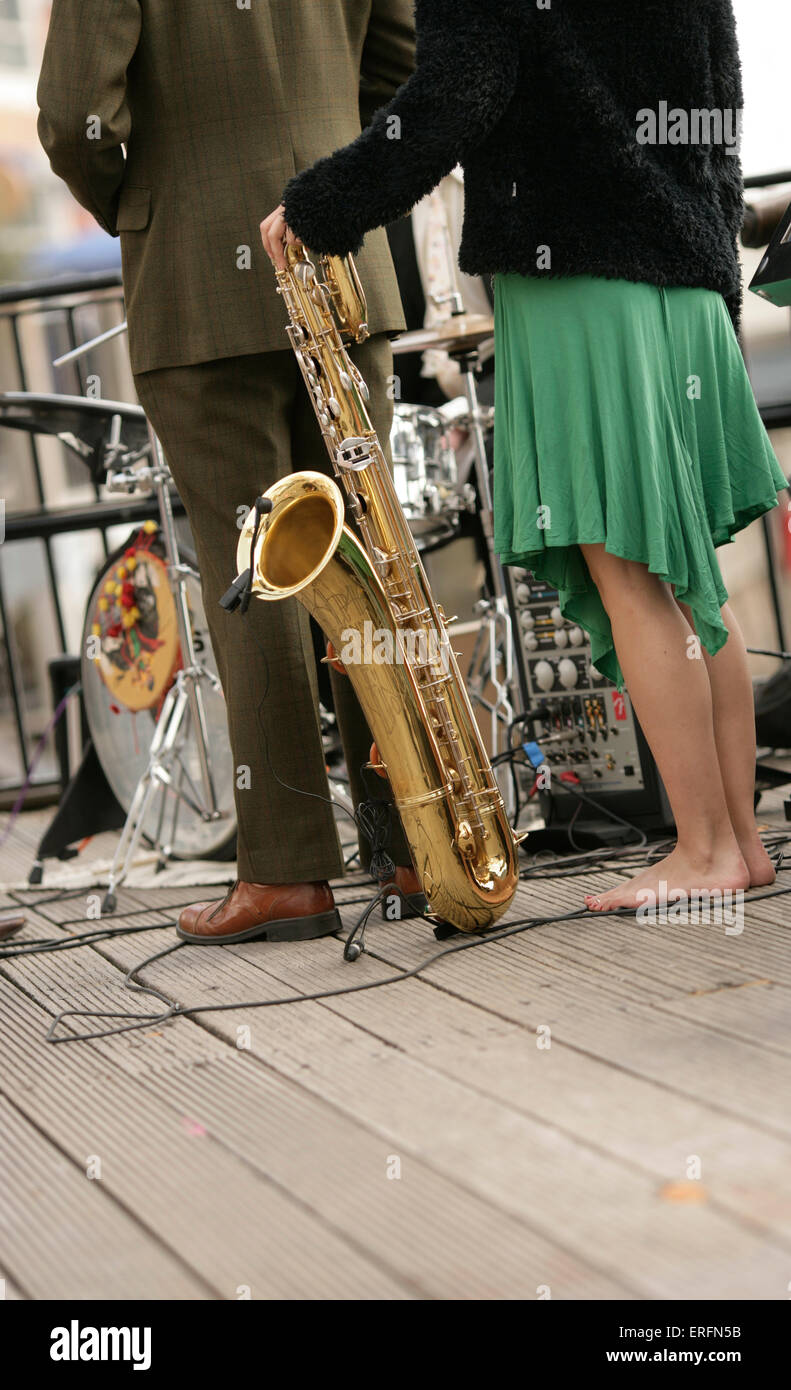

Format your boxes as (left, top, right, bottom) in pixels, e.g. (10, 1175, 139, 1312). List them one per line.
(237, 472, 520, 932)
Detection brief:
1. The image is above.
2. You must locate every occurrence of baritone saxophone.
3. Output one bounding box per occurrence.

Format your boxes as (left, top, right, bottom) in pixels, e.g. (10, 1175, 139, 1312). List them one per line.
(236, 244, 522, 931)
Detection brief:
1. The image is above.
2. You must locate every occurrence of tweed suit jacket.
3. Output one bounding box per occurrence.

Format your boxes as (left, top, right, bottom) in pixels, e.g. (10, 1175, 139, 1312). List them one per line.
(37, 0, 415, 373)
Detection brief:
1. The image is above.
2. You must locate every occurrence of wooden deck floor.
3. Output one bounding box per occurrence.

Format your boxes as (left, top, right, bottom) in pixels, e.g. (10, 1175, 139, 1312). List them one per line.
(1, 809, 790, 1300)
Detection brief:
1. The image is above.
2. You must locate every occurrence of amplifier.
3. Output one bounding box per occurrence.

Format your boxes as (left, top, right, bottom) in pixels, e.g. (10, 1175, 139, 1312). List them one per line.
(506, 569, 674, 834)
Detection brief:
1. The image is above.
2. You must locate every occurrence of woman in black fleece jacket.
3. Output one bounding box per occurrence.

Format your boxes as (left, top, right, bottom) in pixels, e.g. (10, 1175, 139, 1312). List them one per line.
(262, 0, 787, 911)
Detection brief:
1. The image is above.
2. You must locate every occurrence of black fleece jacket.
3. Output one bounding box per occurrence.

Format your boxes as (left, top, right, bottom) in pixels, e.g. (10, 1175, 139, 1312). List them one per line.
(282, 0, 746, 330)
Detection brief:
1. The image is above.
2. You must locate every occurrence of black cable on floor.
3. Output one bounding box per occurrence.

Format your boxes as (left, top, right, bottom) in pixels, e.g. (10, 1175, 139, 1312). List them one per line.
(0, 919, 179, 960)
(40, 901, 636, 1043)
(38, 878, 791, 1046)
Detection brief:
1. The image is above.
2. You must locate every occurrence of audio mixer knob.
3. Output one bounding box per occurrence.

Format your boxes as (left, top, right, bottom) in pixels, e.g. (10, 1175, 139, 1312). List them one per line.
(516, 583, 531, 604)
(534, 659, 555, 691)
(550, 605, 563, 625)
(519, 611, 535, 629)
(555, 629, 568, 648)
(568, 626, 584, 646)
(558, 658, 579, 689)
(524, 632, 538, 651)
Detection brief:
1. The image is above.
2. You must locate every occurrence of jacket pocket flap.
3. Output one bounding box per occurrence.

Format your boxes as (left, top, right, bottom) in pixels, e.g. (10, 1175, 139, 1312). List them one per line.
(117, 185, 151, 231)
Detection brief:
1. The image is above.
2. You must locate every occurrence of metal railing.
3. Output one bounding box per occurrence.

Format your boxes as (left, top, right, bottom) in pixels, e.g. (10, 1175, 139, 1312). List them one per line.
(0, 271, 183, 803)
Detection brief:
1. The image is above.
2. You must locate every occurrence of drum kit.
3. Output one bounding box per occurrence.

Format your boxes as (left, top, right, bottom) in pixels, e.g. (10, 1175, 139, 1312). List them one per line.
(3, 254, 524, 893)
(389, 401, 471, 551)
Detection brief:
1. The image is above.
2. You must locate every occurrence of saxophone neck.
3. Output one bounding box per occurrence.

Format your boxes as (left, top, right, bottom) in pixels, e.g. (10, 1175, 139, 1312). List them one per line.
(323, 253, 370, 344)
(284, 243, 369, 344)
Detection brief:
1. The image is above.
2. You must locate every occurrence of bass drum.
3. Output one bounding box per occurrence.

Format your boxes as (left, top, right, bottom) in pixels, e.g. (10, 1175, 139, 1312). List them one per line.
(81, 524, 236, 860)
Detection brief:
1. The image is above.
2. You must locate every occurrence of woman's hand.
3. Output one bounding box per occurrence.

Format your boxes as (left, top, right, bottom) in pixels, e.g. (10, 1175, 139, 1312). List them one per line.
(260, 205, 301, 271)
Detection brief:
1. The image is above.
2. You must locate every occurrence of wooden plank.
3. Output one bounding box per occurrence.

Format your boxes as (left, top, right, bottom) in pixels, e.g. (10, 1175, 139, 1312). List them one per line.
(1, 919, 626, 1299)
(0, 1272, 27, 1300)
(508, 873, 791, 994)
(62, 916, 791, 1299)
(656, 980, 791, 1054)
(4, 813, 791, 1300)
(349, 906, 791, 1140)
(15, 886, 170, 924)
(0, 1095, 207, 1300)
(319, 981, 791, 1242)
(0, 980, 410, 1301)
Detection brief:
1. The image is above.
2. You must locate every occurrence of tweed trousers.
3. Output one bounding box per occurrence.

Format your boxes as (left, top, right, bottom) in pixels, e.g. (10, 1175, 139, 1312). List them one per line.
(134, 334, 410, 884)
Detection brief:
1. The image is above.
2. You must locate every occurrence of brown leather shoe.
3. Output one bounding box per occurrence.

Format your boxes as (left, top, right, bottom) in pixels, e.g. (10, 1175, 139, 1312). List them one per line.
(177, 880, 341, 944)
(378, 864, 428, 920)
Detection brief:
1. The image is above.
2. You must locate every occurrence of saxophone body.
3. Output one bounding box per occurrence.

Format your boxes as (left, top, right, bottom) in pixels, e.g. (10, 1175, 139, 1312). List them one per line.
(237, 245, 521, 931)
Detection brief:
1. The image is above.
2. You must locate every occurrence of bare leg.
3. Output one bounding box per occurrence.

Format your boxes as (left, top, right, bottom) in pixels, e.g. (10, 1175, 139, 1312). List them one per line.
(578, 545, 748, 910)
(673, 597, 775, 886)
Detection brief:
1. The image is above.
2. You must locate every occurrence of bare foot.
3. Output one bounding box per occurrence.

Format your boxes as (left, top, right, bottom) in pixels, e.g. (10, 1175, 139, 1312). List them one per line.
(736, 830, 776, 888)
(584, 844, 749, 912)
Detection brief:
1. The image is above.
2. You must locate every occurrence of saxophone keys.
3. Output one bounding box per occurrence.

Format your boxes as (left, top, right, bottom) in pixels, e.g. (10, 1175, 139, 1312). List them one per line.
(455, 820, 476, 858)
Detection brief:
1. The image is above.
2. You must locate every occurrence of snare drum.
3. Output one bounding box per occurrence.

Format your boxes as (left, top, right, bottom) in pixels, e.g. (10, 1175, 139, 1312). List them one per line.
(390, 403, 460, 549)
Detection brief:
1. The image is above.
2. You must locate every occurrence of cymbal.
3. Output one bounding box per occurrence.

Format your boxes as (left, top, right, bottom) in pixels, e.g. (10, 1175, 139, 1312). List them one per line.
(392, 312, 495, 357)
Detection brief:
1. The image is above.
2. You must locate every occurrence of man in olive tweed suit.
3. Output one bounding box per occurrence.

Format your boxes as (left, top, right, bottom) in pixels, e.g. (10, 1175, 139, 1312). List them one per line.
(38, 0, 418, 943)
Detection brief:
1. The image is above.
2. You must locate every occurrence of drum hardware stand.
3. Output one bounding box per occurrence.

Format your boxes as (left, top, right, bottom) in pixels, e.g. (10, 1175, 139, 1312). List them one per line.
(417, 209, 525, 801)
(450, 343, 520, 809)
(101, 663, 223, 912)
(466, 593, 515, 770)
(53, 331, 227, 908)
(98, 427, 224, 911)
(430, 283, 466, 320)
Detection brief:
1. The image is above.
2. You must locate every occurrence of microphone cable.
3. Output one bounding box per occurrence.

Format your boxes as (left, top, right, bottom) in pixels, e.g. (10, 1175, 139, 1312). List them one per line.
(36, 876, 791, 1046)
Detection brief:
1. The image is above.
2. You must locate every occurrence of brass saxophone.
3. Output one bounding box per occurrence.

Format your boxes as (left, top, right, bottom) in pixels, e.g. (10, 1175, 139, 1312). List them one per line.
(236, 245, 522, 931)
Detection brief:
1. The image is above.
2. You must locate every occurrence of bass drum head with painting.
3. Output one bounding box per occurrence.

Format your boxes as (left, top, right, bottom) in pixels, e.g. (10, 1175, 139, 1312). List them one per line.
(81, 525, 236, 860)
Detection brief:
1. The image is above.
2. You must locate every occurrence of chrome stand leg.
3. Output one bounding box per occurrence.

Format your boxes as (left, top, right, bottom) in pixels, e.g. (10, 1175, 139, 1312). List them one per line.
(101, 668, 219, 911)
(102, 680, 186, 911)
(465, 596, 516, 816)
(147, 423, 220, 819)
(454, 357, 520, 792)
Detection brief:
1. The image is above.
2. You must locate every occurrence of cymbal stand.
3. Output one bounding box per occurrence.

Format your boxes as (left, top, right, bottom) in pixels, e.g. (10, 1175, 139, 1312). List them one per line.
(420, 195, 521, 805)
(450, 344, 518, 811)
(101, 662, 222, 911)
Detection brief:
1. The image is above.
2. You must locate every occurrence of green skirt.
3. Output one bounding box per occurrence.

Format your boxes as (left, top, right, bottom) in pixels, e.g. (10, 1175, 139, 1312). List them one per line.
(493, 274, 788, 689)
